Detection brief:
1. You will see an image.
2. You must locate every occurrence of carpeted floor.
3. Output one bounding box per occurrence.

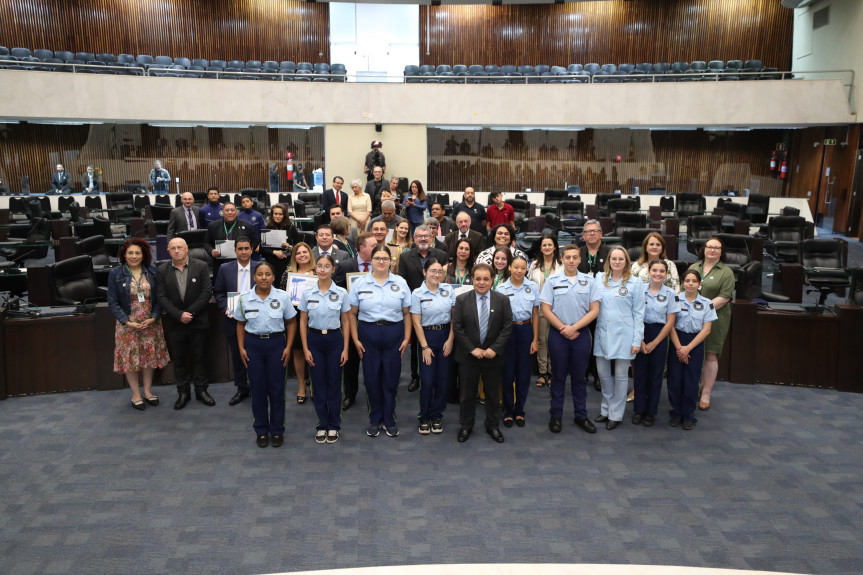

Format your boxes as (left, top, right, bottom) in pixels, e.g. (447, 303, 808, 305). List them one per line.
(1, 363, 862, 575)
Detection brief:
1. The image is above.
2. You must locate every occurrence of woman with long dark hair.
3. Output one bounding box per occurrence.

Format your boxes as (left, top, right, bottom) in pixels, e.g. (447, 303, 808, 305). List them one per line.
(261, 203, 298, 281)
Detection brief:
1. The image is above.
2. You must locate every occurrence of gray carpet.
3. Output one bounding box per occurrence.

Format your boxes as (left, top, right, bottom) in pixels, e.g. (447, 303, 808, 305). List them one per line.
(1, 363, 862, 575)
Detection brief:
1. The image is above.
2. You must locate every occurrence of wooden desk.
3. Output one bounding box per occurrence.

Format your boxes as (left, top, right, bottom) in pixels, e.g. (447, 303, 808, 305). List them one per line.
(0, 302, 231, 399)
(727, 300, 863, 392)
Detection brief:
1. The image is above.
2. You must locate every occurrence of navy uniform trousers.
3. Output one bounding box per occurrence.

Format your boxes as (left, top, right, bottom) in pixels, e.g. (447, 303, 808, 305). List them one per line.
(308, 330, 344, 431)
(418, 327, 450, 422)
(502, 322, 533, 419)
(359, 321, 404, 428)
(666, 330, 704, 423)
(632, 322, 668, 417)
(246, 333, 288, 436)
(548, 329, 592, 420)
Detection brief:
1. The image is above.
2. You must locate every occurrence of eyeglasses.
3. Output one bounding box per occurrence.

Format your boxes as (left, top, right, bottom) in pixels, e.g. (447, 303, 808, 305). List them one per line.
(426, 269, 443, 275)
(705, 245, 722, 250)
(583, 229, 601, 235)
(414, 234, 431, 240)
(372, 257, 391, 263)
(315, 264, 333, 270)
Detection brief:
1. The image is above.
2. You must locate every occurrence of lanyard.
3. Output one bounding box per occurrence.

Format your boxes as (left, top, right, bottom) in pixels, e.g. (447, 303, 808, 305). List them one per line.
(223, 220, 237, 237)
(493, 273, 503, 290)
(125, 265, 143, 288)
(542, 260, 554, 279)
(454, 267, 467, 285)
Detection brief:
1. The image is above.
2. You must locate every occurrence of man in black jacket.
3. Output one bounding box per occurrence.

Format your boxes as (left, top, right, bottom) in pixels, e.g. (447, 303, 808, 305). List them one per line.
(158, 237, 215, 410)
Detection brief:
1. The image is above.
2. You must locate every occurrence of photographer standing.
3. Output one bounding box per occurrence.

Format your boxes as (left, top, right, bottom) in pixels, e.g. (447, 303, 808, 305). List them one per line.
(364, 140, 386, 181)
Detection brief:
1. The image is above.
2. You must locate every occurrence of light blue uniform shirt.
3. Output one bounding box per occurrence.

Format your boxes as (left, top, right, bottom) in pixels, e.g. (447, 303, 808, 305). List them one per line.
(594, 273, 646, 360)
(235, 287, 297, 334)
(410, 282, 456, 326)
(299, 281, 350, 330)
(539, 271, 600, 325)
(497, 278, 540, 322)
(675, 293, 718, 333)
(643, 283, 681, 324)
(348, 272, 411, 323)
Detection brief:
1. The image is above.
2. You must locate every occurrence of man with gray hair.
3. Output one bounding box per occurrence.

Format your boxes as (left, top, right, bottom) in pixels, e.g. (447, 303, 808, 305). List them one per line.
(365, 199, 405, 231)
(398, 224, 449, 392)
(81, 165, 100, 193)
(424, 216, 449, 252)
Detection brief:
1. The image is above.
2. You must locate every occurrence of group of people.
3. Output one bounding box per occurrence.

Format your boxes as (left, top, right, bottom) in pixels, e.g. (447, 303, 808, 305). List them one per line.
(106, 181, 735, 446)
(47, 160, 171, 194)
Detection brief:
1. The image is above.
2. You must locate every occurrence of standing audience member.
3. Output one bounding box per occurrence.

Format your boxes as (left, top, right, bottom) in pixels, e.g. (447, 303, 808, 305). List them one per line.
(281, 242, 316, 404)
(235, 262, 297, 448)
(423, 217, 449, 252)
(527, 234, 562, 388)
(593, 247, 645, 430)
(199, 186, 225, 227)
(388, 220, 412, 272)
(485, 190, 514, 229)
(490, 246, 512, 290)
(107, 238, 169, 410)
(452, 264, 512, 443)
(496, 255, 539, 428)
(330, 216, 357, 258)
(312, 224, 349, 264)
(364, 140, 386, 181)
(445, 238, 475, 285)
(260, 203, 297, 282)
(149, 160, 170, 193)
(579, 219, 609, 389)
(365, 166, 388, 213)
(452, 186, 486, 233)
(403, 180, 428, 235)
(213, 237, 259, 406)
(157, 237, 215, 410)
(430, 201, 456, 236)
(540, 244, 600, 435)
(668, 270, 717, 430)
(347, 178, 372, 233)
(167, 192, 201, 239)
(205, 202, 256, 259)
(445, 212, 485, 261)
(299, 254, 350, 444)
(237, 195, 265, 246)
(688, 237, 735, 411)
(632, 260, 679, 427)
(631, 232, 680, 292)
(321, 176, 349, 217)
(348, 245, 412, 438)
(410, 258, 455, 435)
(474, 224, 527, 266)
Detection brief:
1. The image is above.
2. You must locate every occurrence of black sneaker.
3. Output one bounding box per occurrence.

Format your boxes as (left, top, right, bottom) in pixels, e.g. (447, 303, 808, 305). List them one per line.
(682, 420, 695, 431)
(669, 417, 682, 428)
(418, 421, 431, 435)
(366, 424, 381, 437)
(643, 414, 655, 427)
(631, 413, 644, 425)
(256, 434, 269, 448)
(431, 419, 443, 434)
(271, 434, 284, 448)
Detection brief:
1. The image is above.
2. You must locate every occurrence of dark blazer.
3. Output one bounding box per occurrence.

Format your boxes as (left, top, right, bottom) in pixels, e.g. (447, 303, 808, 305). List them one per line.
(156, 258, 212, 330)
(51, 171, 72, 193)
(432, 238, 448, 253)
(321, 187, 349, 216)
(452, 290, 512, 365)
(167, 205, 201, 239)
(312, 246, 350, 266)
(81, 173, 101, 193)
(213, 260, 259, 335)
(579, 243, 610, 276)
(333, 257, 359, 290)
(397, 246, 449, 291)
(107, 264, 162, 324)
(445, 228, 485, 262)
(204, 218, 257, 255)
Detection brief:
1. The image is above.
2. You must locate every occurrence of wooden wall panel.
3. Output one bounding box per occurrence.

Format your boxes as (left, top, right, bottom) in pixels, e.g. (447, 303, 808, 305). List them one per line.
(428, 127, 790, 196)
(0, 0, 328, 63)
(420, 0, 792, 69)
(0, 123, 324, 195)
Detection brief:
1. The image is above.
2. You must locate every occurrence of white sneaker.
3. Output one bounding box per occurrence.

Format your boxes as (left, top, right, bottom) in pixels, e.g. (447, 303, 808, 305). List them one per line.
(315, 430, 327, 444)
(326, 430, 339, 444)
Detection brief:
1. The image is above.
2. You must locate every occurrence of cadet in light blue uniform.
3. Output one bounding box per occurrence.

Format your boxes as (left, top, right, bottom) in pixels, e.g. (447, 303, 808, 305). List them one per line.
(348, 245, 412, 438)
(668, 269, 717, 430)
(299, 254, 351, 444)
(593, 247, 645, 430)
(496, 255, 540, 428)
(632, 260, 680, 427)
(235, 261, 297, 448)
(539, 244, 601, 434)
(409, 257, 455, 435)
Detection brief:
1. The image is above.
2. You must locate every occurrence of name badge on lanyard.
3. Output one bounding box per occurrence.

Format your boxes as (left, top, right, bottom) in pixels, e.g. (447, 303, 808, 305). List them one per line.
(138, 292, 145, 303)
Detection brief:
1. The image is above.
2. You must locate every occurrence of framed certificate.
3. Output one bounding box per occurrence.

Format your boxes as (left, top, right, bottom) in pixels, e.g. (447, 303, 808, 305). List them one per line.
(346, 272, 367, 292)
(261, 229, 288, 248)
(284, 273, 318, 306)
(447, 283, 474, 297)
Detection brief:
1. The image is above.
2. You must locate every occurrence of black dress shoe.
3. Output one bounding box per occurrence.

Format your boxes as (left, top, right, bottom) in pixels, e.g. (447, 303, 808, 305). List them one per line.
(195, 390, 216, 406)
(669, 416, 682, 427)
(256, 434, 269, 448)
(503, 418, 514, 428)
(594, 414, 609, 423)
(682, 420, 695, 431)
(408, 377, 420, 392)
(606, 420, 621, 430)
(643, 414, 655, 427)
(228, 391, 250, 406)
(342, 397, 355, 410)
(515, 417, 525, 428)
(457, 428, 472, 443)
(631, 413, 644, 425)
(574, 418, 597, 434)
(548, 417, 562, 433)
(486, 427, 505, 443)
(174, 392, 190, 410)
(271, 434, 284, 447)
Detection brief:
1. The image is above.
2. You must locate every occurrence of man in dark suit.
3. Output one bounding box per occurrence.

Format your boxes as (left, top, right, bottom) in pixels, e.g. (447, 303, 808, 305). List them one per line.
(445, 211, 485, 262)
(311, 224, 349, 265)
(213, 236, 259, 406)
(333, 232, 377, 410)
(204, 202, 256, 266)
(81, 165, 100, 193)
(321, 176, 349, 219)
(50, 163, 72, 194)
(167, 192, 201, 239)
(452, 263, 513, 443)
(398, 224, 449, 392)
(157, 237, 215, 410)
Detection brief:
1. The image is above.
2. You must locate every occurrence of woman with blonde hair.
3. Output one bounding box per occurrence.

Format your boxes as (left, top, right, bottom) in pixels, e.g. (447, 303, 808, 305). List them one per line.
(281, 241, 316, 403)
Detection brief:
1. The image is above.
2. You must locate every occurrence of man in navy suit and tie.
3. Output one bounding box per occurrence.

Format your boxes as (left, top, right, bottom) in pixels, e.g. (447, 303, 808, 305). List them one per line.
(213, 236, 259, 406)
(321, 176, 349, 220)
(452, 263, 512, 443)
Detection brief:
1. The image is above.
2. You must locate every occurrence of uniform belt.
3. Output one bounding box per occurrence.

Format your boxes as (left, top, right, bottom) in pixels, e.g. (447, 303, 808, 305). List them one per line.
(247, 331, 284, 339)
(423, 323, 449, 331)
(309, 327, 340, 334)
(361, 320, 399, 326)
(512, 320, 531, 326)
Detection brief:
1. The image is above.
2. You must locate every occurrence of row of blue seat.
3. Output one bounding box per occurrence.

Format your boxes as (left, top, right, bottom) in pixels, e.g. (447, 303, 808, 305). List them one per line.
(0, 47, 346, 81)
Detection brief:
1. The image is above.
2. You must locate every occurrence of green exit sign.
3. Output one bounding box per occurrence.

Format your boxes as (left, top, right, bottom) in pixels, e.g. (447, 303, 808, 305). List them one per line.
(824, 138, 838, 145)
